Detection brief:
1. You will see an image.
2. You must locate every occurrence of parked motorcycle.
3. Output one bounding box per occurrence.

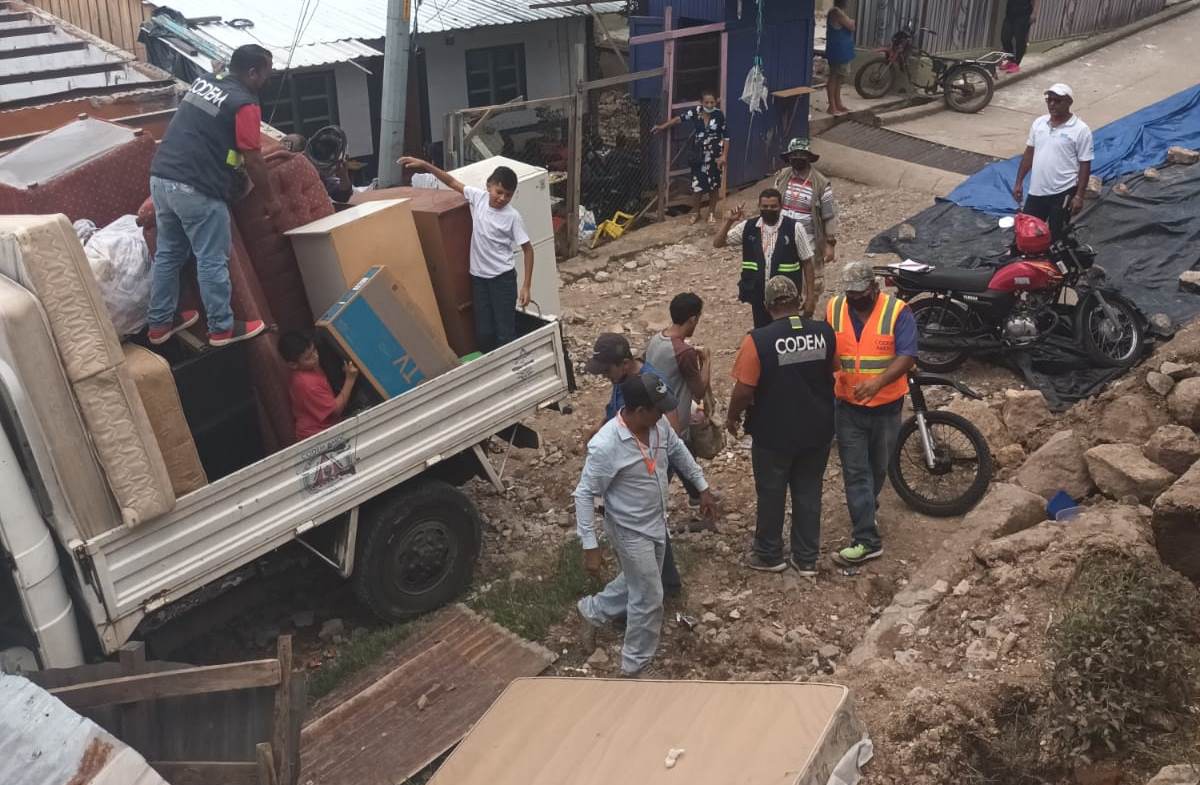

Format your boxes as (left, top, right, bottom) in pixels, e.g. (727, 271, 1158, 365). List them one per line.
(889, 373, 993, 517)
(876, 214, 1146, 373)
(854, 26, 1006, 113)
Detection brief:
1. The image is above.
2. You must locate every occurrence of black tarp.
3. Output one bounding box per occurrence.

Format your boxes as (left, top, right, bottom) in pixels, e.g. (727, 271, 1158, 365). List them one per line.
(868, 163, 1200, 408)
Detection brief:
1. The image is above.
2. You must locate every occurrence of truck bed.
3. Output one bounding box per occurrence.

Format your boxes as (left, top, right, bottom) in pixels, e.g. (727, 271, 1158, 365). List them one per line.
(78, 320, 569, 651)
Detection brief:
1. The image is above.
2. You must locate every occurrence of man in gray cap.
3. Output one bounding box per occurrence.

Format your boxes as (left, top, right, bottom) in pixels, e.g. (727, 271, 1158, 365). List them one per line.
(773, 137, 840, 297)
(1012, 83, 1093, 242)
(726, 276, 837, 574)
(575, 373, 718, 677)
(826, 262, 917, 567)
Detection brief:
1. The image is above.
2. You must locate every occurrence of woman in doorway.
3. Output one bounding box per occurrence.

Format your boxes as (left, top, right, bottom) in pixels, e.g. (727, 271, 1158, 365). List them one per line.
(825, 0, 857, 115)
(653, 90, 730, 224)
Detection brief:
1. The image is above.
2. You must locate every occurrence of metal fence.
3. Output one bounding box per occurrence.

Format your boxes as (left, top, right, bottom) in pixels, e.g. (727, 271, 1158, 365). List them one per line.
(853, 0, 1166, 53)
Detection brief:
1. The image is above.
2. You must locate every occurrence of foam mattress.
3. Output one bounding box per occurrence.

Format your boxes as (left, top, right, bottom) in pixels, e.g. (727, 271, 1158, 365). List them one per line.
(123, 344, 208, 497)
(0, 277, 119, 539)
(0, 214, 174, 527)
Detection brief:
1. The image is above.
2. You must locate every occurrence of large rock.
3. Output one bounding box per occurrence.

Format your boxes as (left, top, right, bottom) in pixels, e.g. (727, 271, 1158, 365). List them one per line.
(1085, 443, 1177, 503)
(1182, 271, 1200, 295)
(1168, 378, 1200, 428)
(1016, 430, 1095, 501)
(1094, 394, 1168, 444)
(1144, 425, 1200, 476)
(965, 482, 1050, 537)
(976, 506, 1149, 566)
(945, 398, 1012, 449)
(1002, 389, 1052, 446)
(1146, 371, 1176, 397)
(1153, 461, 1200, 583)
(1167, 146, 1200, 165)
(1146, 764, 1200, 785)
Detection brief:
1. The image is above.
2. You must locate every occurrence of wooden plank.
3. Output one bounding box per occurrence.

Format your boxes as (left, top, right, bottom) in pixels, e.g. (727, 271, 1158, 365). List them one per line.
(773, 85, 817, 98)
(718, 30, 728, 204)
(257, 743, 279, 785)
(0, 40, 88, 59)
(566, 42, 585, 259)
(0, 24, 54, 38)
(0, 60, 127, 86)
(51, 660, 282, 710)
(286, 676, 307, 785)
(458, 93, 571, 115)
(528, 0, 600, 7)
(579, 66, 665, 92)
(629, 21, 725, 46)
(271, 636, 294, 785)
(118, 642, 155, 758)
(589, 4, 627, 71)
(150, 761, 258, 785)
(657, 5, 672, 223)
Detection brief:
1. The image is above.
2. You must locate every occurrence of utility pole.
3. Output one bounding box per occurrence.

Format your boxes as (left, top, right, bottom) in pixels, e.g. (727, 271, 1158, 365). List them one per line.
(377, 0, 412, 187)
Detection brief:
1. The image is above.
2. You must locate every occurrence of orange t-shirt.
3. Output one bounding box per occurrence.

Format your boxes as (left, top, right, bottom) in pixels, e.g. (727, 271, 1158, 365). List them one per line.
(730, 334, 761, 386)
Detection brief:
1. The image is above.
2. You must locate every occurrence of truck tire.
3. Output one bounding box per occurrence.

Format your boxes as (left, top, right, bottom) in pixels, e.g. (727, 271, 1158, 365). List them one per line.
(353, 478, 482, 622)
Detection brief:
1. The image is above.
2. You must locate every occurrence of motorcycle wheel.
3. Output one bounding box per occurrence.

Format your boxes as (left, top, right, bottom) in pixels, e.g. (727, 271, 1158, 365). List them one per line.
(942, 64, 994, 113)
(889, 410, 993, 517)
(855, 57, 896, 99)
(909, 298, 970, 372)
(1076, 293, 1145, 368)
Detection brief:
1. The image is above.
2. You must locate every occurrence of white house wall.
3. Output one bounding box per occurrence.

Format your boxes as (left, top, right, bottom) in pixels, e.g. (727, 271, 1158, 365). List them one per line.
(421, 17, 587, 147)
(334, 62, 375, 158)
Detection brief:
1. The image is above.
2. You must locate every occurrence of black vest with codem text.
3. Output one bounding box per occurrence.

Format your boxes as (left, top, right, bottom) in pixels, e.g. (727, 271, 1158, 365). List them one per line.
(746, 315, 836, 451)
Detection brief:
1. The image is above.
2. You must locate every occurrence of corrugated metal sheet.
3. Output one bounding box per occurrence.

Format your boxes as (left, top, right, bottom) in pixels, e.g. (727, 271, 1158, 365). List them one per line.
(1030, 0, 1166, 42)
(149, 0, 623, 67)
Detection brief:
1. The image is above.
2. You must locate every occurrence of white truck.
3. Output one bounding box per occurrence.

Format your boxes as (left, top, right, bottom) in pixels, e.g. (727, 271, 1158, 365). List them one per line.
(0, 314, 571, 671)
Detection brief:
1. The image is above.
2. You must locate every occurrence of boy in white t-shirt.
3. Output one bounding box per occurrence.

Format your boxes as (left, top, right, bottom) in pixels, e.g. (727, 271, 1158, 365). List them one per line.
(400, 156, 534, 352)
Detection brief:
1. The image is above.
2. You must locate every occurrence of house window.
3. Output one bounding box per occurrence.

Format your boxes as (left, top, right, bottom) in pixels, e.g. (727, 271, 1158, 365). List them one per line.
(262, 70, 340, 139)
(465, 44, 526, 108)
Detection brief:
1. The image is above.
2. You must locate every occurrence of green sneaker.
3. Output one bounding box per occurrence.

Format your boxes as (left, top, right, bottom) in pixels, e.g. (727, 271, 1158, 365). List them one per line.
(832, 543, 883, 566)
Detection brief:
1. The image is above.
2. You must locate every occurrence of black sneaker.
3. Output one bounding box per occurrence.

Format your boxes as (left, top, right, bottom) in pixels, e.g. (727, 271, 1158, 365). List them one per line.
(831, 543, 884, 566)
(745, 553, 788, 573)
(788, 558, 818, 577)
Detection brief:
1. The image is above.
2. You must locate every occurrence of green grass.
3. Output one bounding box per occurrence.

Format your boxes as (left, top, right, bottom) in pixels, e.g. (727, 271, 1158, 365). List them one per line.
(307, 623, 412, 703)
(467, 541, 599, 641)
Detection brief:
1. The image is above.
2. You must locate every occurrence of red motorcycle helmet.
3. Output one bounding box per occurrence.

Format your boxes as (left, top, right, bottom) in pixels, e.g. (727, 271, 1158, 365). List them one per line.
(1014, 213, 1052, 254)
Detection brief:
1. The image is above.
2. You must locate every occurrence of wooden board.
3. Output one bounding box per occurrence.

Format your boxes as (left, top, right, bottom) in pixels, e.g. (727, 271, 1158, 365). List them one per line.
(428, 679, 865, 785)
(299, 605, 553, 785)
(773, 86, 818, 98)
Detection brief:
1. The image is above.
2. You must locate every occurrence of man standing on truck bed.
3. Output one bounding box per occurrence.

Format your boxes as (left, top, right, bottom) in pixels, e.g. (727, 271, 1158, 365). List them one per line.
(147, 44, 281, 348)
(575, 374, 718, 678)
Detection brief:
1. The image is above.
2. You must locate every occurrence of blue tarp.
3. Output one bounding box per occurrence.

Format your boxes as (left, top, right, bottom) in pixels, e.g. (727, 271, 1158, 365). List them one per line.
(946, 83, 1200, 215)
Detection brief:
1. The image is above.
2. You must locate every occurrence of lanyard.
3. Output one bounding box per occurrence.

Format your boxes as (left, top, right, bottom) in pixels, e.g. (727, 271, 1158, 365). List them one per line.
(618, 414, 657, 476)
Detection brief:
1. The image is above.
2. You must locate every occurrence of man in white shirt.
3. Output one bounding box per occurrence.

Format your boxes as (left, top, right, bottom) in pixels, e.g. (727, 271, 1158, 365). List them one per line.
(1012, 83, 1094, 241)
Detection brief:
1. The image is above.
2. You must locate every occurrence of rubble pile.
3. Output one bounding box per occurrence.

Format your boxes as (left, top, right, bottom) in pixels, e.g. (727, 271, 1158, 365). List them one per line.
(595, 89, 644, 148)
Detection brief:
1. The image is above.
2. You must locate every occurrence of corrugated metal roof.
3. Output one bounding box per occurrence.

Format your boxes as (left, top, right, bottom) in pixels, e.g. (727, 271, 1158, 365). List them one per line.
(149, 0, 624, 67)
(0, 3, 174, 108)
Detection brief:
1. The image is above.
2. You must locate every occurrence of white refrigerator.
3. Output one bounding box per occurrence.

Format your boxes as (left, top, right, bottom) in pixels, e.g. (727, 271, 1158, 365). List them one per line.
(448, 157, 561, 317)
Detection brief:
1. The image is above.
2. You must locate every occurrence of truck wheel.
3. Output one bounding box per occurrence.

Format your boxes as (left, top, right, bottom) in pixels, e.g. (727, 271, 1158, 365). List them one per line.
(353, 479, 482, 622)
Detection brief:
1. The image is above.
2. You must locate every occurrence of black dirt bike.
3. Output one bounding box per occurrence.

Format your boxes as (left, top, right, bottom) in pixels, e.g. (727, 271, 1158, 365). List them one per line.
(855, 27, 1005, 113)
(888, 373, 993, 517)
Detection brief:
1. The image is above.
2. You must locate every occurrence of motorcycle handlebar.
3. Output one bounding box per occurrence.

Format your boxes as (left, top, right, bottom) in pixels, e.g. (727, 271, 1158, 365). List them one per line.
(910, 372, 984, 400)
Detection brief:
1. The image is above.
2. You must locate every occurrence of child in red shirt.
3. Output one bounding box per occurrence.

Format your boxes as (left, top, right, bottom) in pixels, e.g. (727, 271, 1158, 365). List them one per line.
(278, 332, 360, 441)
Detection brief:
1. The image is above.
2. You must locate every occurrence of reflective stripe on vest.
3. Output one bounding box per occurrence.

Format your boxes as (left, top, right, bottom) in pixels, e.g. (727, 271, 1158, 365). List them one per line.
(827, 293, 909, 406)
(742, 260, 759, 271)
(776, 262, 801, 273)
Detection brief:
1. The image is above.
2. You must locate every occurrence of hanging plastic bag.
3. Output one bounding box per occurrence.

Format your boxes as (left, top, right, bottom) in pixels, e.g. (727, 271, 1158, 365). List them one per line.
(740, 61, 769, 115)
(578, 206, 597, 245)
(83, 214, 152, 337)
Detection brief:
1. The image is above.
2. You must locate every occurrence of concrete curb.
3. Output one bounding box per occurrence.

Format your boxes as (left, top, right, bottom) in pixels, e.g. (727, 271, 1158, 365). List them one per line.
(871, 0, 1200, 128)
(809, 137, 968, 196)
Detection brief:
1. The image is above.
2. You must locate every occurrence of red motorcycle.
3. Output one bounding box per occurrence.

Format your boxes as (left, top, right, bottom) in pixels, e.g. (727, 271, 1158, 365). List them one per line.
(877, 214, 1146, 372)
(854, 26, 1004, 113)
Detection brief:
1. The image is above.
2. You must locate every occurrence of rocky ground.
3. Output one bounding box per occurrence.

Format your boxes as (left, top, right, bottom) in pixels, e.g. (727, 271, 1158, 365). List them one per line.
(157, 176, 1200, 784)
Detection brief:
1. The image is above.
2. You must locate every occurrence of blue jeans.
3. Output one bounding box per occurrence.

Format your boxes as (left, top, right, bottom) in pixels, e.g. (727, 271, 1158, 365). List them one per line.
(471, 269, 517, 353)
(578, 519, 666, 674)
(148, 176, 233, 334)
(835, 402, 901, 551)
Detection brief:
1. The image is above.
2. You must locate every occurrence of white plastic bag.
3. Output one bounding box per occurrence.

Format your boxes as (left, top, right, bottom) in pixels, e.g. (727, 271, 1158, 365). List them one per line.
(578, 206, 597, 245)
(84, 214, 152, 337)
(740, 63, 769, 115)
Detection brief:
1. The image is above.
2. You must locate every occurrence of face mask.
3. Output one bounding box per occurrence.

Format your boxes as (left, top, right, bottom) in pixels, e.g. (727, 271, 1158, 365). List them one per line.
(760, 209, 781, 225)
(847, 292, 875, 310)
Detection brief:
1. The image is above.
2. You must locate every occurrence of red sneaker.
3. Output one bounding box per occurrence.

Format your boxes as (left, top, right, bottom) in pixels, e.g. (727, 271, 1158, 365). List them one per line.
(209, 319, 266, 347)
(1008, 63, 1021, 74)
(147, 310, 200, 345)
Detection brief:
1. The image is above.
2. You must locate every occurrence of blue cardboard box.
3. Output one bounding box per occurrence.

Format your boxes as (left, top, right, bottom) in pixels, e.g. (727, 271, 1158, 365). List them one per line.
(317, 266, 458, 399)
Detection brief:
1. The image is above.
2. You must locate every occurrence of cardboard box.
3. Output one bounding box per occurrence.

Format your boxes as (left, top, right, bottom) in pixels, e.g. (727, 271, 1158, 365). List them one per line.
(318, 266, 458, 399)
(350, 187, 477, 356)
(285, 199, 448, 345)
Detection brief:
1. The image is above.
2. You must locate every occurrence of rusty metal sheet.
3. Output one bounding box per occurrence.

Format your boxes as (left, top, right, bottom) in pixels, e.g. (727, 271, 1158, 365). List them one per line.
(299, 604, 553, 785)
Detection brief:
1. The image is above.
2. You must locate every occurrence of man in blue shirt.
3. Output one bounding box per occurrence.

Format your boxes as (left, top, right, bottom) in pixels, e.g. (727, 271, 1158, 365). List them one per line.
(585, 333, 685, 596)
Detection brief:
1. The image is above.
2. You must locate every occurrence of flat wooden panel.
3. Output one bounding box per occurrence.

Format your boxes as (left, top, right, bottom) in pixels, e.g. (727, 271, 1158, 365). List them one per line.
(300, 605, 553, 785)
(150, 761, 259, 785)
(50, 660, 282, 710)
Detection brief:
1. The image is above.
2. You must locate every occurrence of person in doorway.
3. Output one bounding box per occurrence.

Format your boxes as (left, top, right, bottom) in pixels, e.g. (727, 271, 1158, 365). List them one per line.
(585, 333, 688, 596)
(576, 374, 718, 678)
(825, 0, 857, 115)
(278, 331, 360, 441)
(827, 262, 917, 567)
(773, 137, 840, 298)
(1001, 0, 1037, 74)
(727, 276, 836, 575)
(645, 293, 712, 513)
(147, 44, 280, 348)
(714, 188, 816, 329)
(307, 126, 354, 202)
(399, 156, 534, 351)
(1012, 83, 1094, 242)
(651, 90, 730, 225)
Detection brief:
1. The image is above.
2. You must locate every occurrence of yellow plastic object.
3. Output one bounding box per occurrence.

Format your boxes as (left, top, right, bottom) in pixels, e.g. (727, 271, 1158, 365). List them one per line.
(591, 210, 635, 248)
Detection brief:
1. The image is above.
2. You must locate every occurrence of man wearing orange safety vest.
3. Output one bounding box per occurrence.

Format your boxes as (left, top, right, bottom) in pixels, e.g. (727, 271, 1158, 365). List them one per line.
(827, 262, 917, 567)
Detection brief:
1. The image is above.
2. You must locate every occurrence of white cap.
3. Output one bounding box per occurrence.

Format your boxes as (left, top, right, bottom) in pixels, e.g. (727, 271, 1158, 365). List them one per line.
(1046, 83, 1074, 99)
